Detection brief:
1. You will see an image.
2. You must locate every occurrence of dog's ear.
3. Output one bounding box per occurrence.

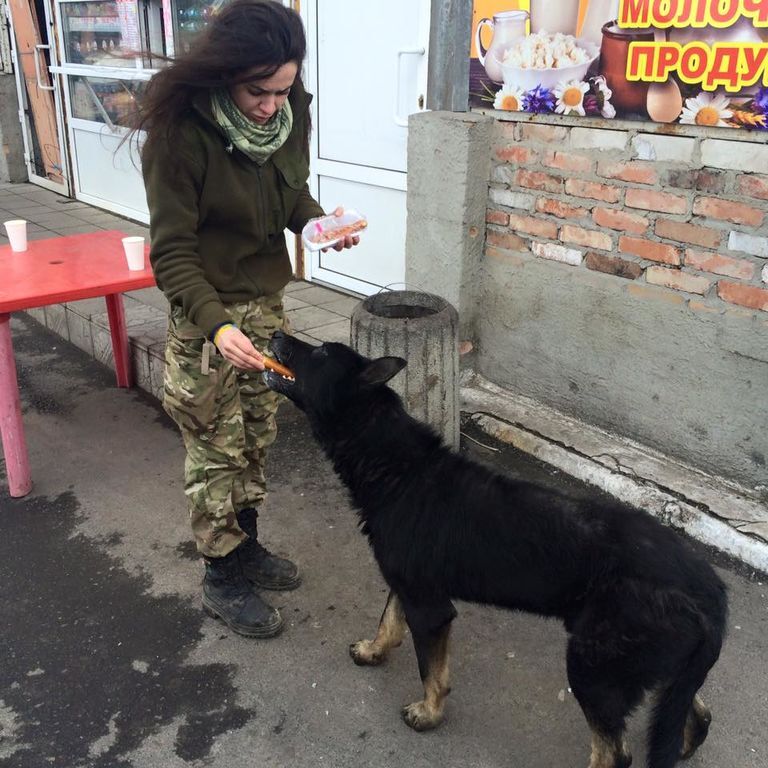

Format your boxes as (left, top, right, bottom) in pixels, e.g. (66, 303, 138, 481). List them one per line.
(359, 356, 407, 386)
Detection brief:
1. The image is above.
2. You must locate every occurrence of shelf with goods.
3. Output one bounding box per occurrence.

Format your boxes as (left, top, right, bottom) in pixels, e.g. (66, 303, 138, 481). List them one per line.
(60, 0, 143, 66)
(69, 74, 144, 127)
(66, 16, 121, 32)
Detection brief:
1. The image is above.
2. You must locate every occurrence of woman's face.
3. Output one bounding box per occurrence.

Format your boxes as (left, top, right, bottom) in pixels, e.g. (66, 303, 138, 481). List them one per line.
(230, 61, 299, 124)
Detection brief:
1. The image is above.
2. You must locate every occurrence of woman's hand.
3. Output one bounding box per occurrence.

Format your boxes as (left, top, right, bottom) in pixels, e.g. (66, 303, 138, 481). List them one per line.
(323, 206, 361, 252)
(214, 326, 265, 371)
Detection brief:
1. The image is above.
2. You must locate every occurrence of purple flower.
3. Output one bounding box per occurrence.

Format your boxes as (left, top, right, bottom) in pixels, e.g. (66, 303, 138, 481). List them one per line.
(522, 85, 556, 114)
(749, 87, 768, 130)
(755, 86, 768, 116)
(583, 94, 600, 116)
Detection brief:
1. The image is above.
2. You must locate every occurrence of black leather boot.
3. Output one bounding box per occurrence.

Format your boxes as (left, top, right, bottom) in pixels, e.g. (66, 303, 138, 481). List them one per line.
(236, 508, 301, 591)
(202, 547, 283, 638)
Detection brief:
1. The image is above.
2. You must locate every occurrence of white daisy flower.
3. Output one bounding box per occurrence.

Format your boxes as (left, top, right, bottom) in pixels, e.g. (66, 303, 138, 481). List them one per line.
(493, 84, 525, 112)
(554, 80, 590, 117)
(679, 92, 733, 127)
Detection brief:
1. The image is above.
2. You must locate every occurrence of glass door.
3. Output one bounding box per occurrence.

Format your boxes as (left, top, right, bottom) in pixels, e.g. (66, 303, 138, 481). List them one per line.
(7, 0, 70, 194)
(41, 0, 295, 223)
(51, 0, 167, 220)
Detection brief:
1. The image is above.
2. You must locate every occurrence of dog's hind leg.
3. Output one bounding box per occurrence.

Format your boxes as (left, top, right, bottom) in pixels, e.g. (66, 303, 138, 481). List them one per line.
(586, 730, 633, 768)
(567, 639, 639, 768)
(680, 694, 712, 760)
(350, 590, 406, 667)
(400, 598, 457, 732)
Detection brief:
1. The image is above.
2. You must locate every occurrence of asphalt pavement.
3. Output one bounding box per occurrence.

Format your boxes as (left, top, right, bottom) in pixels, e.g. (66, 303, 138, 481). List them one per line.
(1, 314, 766, 768)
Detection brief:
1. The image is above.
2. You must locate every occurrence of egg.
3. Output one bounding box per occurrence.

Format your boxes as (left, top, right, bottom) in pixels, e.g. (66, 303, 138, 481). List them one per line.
(646, 29, 683, 124)
(647, 79, 684, 123)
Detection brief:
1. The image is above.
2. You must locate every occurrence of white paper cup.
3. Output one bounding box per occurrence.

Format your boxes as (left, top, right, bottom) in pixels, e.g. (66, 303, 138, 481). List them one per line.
(4, 219, 28, 252)
(122, 236, 145, 270)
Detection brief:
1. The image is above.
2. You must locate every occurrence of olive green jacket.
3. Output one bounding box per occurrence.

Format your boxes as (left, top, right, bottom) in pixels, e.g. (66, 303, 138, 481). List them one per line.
(142, 81, 324, 338)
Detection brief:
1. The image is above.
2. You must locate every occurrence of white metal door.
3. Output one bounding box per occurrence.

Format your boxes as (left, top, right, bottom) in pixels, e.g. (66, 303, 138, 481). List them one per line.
(7, 0, 70, 194)
(302, 0, 429, 295)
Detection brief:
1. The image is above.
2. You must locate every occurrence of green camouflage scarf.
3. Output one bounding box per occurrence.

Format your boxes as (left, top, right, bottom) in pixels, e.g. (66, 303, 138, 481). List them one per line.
(210, 88, 293, 165)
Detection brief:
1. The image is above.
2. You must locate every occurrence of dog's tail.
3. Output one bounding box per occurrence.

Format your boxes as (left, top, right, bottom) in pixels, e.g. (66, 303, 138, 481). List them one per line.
(646, 591, 727, 768)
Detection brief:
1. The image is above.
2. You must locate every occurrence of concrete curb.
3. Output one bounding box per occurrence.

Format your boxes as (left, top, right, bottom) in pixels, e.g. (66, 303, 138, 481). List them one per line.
(461, 372, 768, 573)
(24, 293, 168, 402)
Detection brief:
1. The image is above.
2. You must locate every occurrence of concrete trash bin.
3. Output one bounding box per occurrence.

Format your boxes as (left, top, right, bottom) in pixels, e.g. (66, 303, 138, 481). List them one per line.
(350, 290, 460, 448)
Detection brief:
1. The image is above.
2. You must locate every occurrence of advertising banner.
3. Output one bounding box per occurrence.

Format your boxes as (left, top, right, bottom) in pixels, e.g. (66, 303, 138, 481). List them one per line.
(470, 0, 768, 131)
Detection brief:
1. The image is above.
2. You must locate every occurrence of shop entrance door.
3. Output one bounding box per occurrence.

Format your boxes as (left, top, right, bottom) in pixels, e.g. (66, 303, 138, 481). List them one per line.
(301, 0, 429, 295)
(7, 0, 69, 194)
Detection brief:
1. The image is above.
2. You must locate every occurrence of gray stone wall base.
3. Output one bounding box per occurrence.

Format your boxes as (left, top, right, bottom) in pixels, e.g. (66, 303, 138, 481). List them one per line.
(0, 74, 27, 183)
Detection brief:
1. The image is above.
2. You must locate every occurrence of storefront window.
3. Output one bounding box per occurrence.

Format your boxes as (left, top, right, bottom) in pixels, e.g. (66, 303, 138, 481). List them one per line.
(60, 0, 166, 68)
(174, 0, 225, 54)
(69, 75, 144, 127)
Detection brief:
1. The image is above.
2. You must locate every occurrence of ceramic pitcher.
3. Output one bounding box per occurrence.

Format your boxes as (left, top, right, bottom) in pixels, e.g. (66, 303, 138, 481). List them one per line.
(474, 10, 528, 83)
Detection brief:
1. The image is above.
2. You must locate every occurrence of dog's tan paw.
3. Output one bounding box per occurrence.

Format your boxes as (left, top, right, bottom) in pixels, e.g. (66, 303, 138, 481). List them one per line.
(401, 701, 443, 732)
(349, 639, 385, 666)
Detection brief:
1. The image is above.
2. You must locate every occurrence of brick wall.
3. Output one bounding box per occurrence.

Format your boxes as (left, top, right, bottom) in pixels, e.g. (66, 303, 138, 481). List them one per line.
(406, 110, 767, 489)
(487, 121, 768, 314)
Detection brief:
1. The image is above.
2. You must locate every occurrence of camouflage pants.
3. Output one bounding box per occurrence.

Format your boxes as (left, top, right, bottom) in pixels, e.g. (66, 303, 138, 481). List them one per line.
(163, 294, 286, 558)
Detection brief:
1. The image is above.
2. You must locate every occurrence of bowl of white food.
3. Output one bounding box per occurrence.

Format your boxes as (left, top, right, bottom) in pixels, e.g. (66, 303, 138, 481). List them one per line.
(493, 32, 600, 91)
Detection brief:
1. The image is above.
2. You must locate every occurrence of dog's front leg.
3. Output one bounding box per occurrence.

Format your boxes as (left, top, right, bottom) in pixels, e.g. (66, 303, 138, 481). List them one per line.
(349, 590, 406, 666)
(400, 599, 456, 732)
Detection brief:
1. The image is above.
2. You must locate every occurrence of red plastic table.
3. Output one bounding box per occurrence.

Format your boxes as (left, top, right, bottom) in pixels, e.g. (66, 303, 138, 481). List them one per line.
(0, 230, 155, 497)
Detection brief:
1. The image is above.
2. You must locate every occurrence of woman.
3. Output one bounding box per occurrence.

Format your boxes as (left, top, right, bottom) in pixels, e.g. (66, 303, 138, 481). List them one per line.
(137, 0, 358, 638)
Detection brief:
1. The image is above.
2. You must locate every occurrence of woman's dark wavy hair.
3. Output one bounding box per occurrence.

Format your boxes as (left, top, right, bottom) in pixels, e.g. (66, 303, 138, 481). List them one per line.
(134, 0, 306, 153)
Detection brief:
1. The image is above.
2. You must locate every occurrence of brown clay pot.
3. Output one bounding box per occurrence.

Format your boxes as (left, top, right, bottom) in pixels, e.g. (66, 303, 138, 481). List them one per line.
(599, 21, 654, 115)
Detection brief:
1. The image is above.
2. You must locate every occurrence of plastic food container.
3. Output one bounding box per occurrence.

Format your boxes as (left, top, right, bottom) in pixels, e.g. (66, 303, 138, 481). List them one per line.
(302, 209, 368, 252)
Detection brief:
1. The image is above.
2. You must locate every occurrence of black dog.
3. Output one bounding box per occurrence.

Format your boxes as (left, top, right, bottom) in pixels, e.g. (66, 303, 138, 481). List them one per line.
(264, 331, 727, 768)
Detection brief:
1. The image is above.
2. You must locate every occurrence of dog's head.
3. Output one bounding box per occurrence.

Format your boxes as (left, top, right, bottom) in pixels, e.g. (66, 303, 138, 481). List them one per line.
(264, 331, 406, 418)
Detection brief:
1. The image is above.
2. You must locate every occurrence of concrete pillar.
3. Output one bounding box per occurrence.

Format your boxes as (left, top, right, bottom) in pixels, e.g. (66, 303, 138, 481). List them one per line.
(405, 110, 493, 338)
